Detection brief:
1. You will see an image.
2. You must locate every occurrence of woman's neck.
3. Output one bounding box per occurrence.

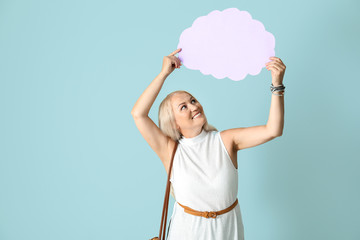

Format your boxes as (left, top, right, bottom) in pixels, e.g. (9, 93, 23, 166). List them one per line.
(181, 127, 203, 138)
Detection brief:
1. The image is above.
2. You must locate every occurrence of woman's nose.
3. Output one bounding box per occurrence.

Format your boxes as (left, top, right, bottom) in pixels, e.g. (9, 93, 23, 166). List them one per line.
(190, 105, 198, 111)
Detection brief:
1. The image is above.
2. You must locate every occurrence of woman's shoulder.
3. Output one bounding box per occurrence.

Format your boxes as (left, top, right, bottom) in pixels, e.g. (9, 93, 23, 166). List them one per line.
(207, 130, 221, 140)
(208, 129, 220, 134)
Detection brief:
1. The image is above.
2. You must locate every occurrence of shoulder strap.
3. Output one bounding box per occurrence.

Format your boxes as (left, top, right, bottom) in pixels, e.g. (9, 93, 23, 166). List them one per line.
(158, 141, 178, 240)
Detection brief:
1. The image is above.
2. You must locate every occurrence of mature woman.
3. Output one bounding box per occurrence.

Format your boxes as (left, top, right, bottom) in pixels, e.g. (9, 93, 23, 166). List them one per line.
(131, 48, 286, 240)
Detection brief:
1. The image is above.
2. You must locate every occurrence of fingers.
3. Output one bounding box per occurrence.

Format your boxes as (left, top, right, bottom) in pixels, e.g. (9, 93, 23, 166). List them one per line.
(269, 56, 284, 64)
(266, 57, 284, 65)
(266, 64, 281, 72)
(167, 48, 183, 68)
(172, 57, 182, 68)
(172, 55, 182, 68)
(168, 48, 182, 56)
(176, 60, 182, 68)
(266, 62, 283, 70)
(265, 56, 286, 73)
(266, 57, 286, 69)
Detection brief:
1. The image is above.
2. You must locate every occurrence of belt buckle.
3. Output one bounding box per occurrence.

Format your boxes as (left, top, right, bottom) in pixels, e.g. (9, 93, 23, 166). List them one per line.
(204, 211, 217, 218)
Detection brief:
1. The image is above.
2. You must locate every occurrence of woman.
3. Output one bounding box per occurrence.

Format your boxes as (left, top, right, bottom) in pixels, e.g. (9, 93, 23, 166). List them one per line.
(131, 48, 286, 240)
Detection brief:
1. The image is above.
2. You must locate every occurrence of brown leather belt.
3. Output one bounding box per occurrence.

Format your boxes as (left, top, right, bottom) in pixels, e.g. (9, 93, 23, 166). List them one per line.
(177, 198, 238, 219)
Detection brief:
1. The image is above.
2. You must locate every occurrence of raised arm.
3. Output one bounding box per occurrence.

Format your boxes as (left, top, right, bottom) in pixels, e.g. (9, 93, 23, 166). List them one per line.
(221, 57, 286, 151)
(131, 48, 182, 174)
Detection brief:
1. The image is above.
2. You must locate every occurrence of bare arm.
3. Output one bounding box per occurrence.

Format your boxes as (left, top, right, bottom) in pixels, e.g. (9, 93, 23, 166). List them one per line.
(131, 48, 182, 173)
(221, 57, 286, 151)
(265, 57, 285, 136)
(266, 84, 284, 136)
(131, 72, 169, 118)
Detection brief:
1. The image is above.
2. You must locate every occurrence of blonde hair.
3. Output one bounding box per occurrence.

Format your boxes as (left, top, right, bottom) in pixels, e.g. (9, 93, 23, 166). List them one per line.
(158, 90, 217, 141)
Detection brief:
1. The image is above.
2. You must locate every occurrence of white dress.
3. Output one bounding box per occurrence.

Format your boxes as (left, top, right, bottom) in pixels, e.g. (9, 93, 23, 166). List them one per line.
(167, 129, 244, 240)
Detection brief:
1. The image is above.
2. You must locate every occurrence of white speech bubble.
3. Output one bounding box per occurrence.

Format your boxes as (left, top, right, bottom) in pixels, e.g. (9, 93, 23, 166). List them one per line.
(177, 8, 276, 81)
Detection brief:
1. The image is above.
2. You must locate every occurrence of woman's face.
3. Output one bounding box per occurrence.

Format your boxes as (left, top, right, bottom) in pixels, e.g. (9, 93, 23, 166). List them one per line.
(171, 92, 206, 134)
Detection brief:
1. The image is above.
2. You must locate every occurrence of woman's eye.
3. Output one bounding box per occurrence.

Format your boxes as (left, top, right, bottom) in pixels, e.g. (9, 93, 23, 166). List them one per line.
(191, 99, 196, 103)
(181, 105, 186, 110)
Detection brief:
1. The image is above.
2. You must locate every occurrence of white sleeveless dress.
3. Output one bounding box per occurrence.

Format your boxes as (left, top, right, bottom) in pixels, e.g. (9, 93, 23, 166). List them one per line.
(167, 129, 244, 240)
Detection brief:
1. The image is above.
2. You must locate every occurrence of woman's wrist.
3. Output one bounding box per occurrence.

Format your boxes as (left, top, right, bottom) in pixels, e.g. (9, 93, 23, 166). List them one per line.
(272, 82, 283, 86)
(270, 82, 285, 96)
(159, 71, 170, 78)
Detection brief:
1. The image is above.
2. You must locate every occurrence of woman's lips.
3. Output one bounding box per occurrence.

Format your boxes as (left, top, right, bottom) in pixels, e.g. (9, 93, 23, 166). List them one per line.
(193, 112, 201, 119)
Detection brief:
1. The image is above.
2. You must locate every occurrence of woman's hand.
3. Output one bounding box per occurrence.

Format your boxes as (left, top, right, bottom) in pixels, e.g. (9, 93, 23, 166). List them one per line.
(160, 48, 182, 76)
(265, 57, 286, 85)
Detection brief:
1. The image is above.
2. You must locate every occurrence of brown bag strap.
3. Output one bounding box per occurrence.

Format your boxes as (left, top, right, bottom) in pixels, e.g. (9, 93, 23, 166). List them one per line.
(158, 141, 178, 240)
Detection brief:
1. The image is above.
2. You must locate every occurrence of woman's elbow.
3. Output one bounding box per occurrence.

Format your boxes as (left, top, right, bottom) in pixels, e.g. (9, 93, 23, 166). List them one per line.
(131, 109, 146, 119)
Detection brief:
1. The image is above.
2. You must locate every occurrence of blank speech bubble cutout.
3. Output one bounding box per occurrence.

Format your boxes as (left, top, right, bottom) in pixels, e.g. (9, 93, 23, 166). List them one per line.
(177, 8, 275, 81)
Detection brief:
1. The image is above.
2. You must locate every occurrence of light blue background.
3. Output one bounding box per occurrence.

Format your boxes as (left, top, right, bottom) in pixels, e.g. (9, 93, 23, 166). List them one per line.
(1, 0, 359, 239)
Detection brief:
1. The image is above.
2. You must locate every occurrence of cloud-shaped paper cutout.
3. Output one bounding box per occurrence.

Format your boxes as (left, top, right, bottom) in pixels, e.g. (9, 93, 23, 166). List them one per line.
(177, 8, 275, 81)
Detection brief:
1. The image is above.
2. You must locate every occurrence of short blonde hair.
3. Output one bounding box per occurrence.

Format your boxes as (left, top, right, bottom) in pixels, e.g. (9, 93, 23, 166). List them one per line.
(158, 90, 217, 141)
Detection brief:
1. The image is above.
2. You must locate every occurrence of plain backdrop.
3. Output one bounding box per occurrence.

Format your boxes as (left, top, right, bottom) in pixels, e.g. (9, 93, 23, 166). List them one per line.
(1, 0, 359, 239)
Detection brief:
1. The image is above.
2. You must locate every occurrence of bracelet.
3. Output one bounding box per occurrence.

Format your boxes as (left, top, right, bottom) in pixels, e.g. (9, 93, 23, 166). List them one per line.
(272, 91, 284, 96)
(270, 83, 285, 96)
